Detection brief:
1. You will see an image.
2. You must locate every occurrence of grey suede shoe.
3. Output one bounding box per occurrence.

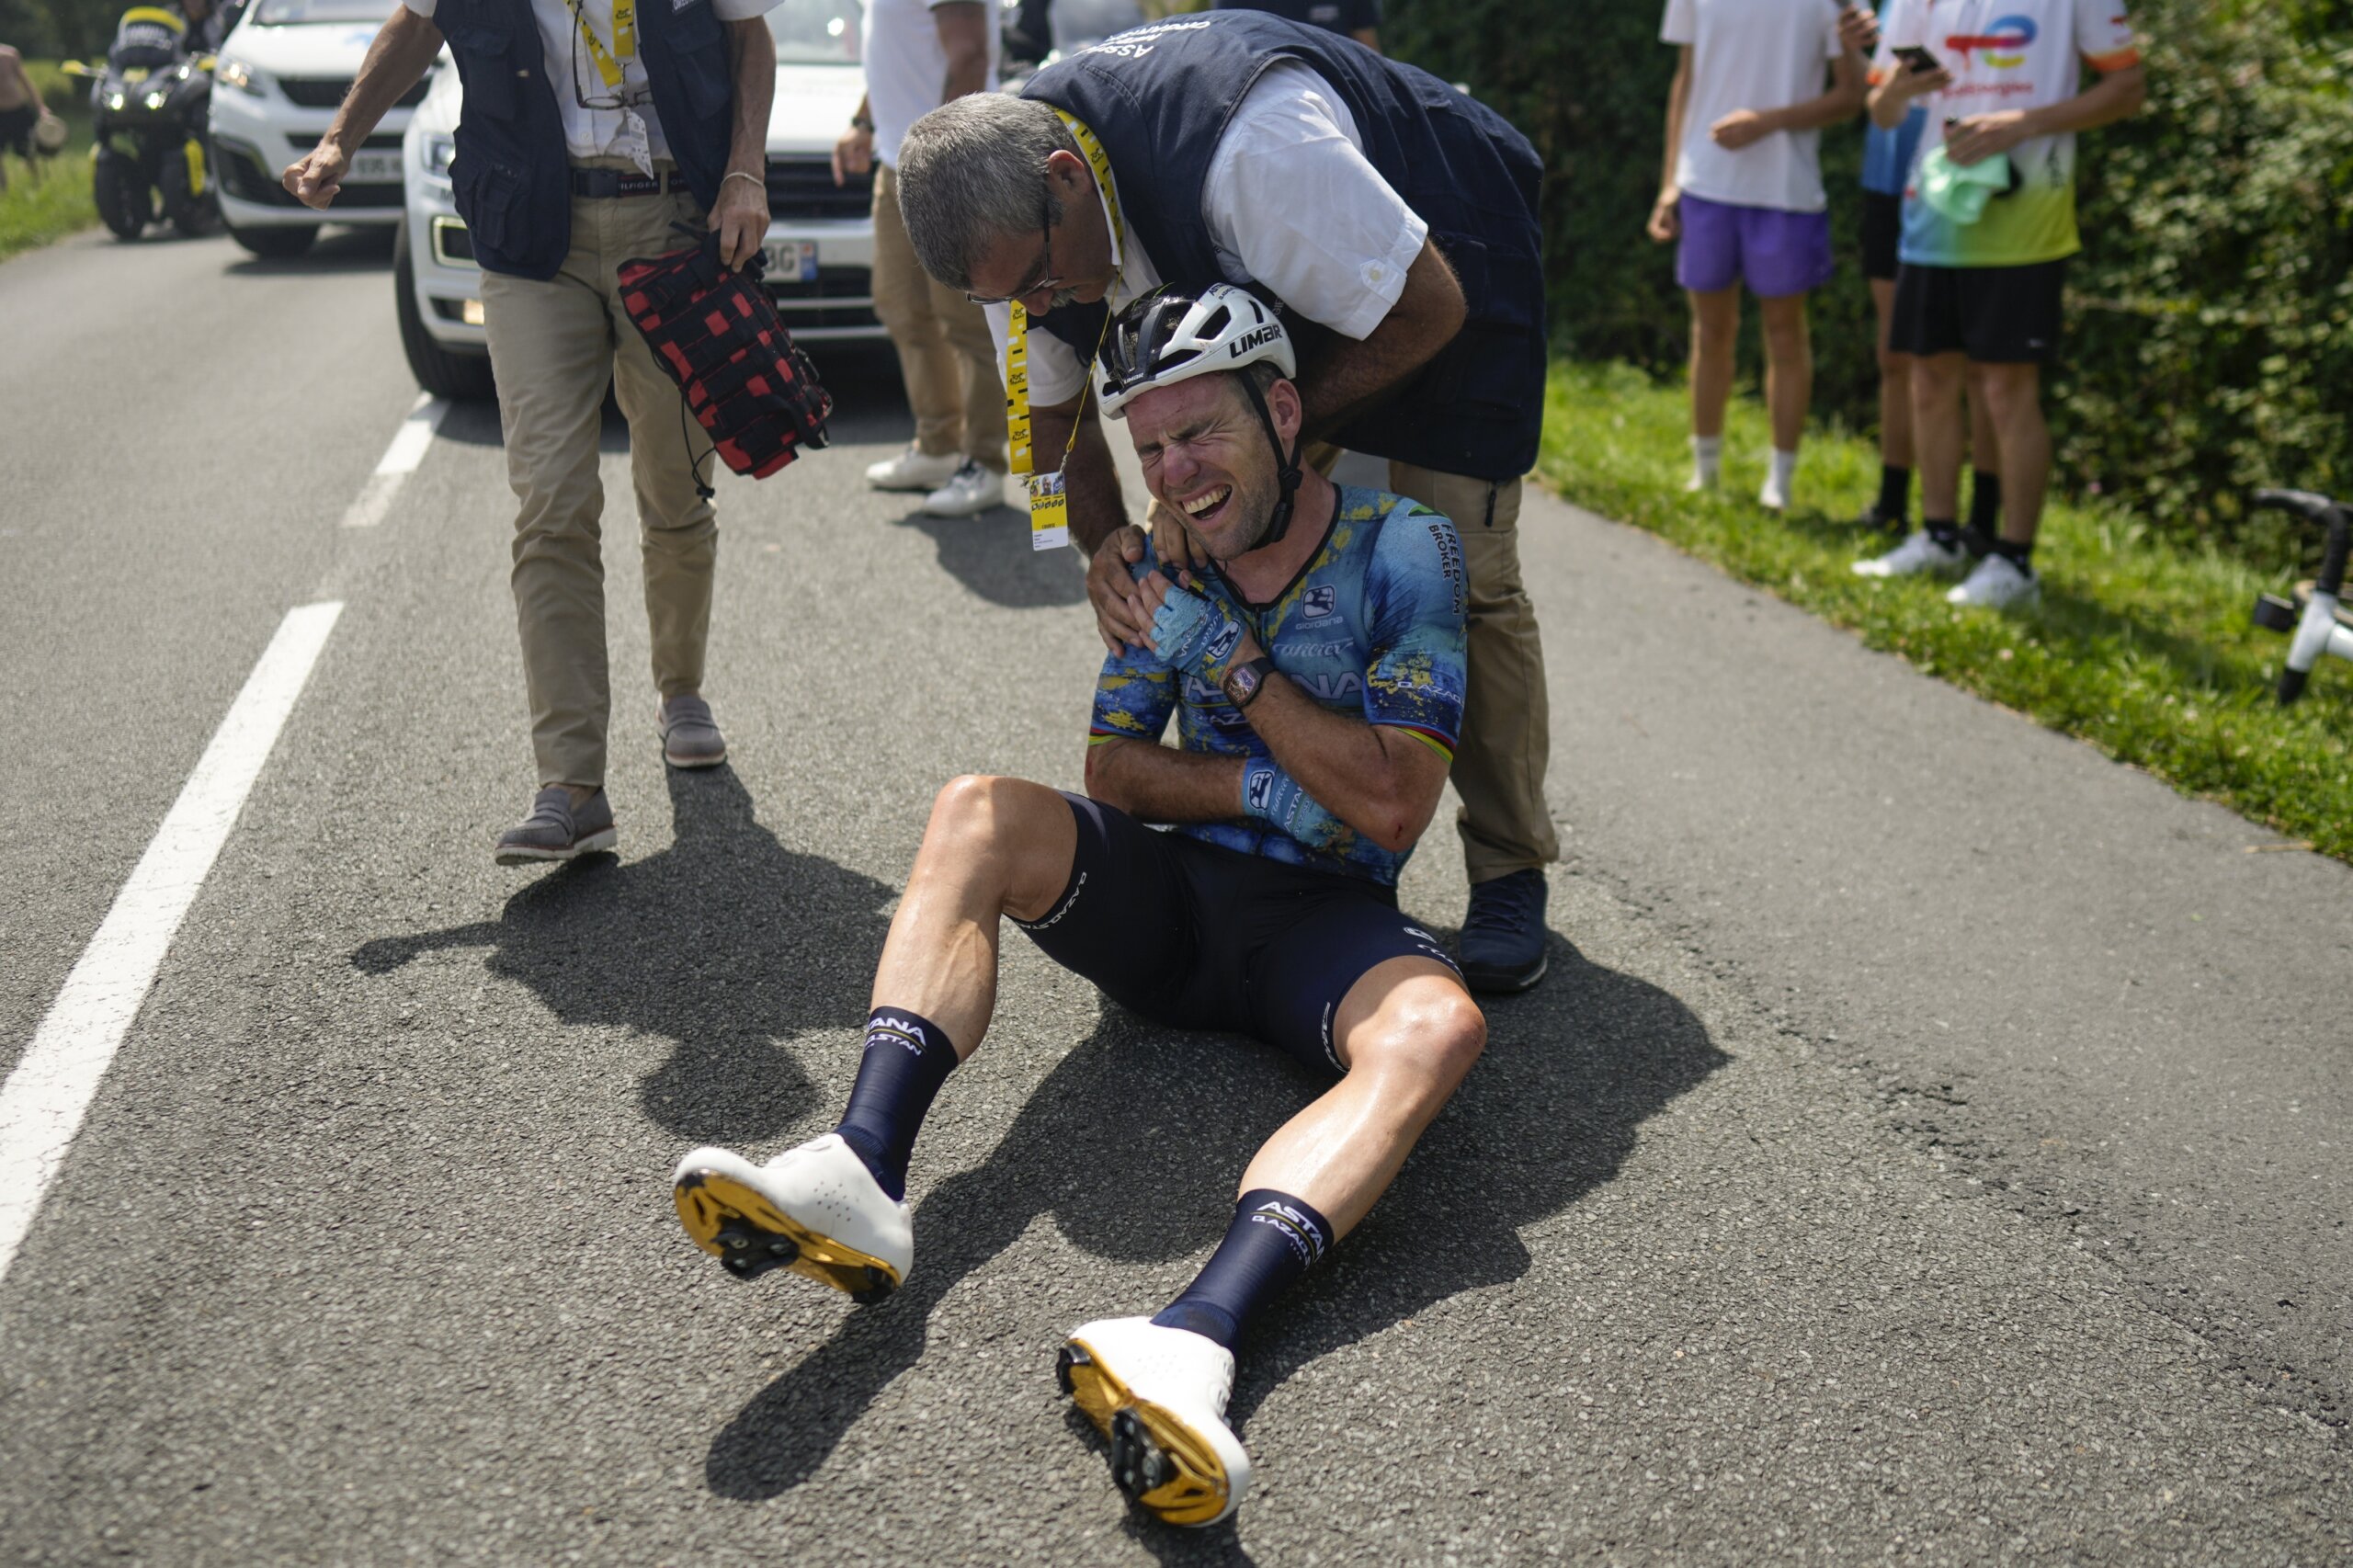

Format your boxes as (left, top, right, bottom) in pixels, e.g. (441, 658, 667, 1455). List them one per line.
(494, 786, 618, 867)
(659, 694, 727, 768)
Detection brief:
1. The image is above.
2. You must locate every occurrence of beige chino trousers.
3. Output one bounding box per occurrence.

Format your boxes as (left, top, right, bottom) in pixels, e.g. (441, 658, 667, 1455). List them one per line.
(1304, 444, 1560, 882)
(481, 165, 718, 789)
(871, 162, 1007, 472)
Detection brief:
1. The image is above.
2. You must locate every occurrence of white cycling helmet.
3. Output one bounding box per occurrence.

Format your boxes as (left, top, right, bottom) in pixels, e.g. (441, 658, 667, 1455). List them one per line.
(1096, 284, 1308, 548)
(1094, 283, 1297, 421)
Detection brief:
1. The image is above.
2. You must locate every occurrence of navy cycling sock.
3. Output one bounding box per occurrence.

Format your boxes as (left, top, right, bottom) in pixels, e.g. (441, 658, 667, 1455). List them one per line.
(1988, 534, 2036, 573)
(1926, 518, 1962, 551)
(1152, 1189, 1335, 1351)
(833, 1008, 958, 1201)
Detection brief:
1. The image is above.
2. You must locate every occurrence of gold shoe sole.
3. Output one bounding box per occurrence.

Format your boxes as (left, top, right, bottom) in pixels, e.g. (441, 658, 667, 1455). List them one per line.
(672, 1169, 900, 1301)
(1058, 1337, 1232, 1527)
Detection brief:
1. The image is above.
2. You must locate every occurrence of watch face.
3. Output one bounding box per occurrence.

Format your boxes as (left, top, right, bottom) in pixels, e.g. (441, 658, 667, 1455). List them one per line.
(1226, 665, 1260, 703)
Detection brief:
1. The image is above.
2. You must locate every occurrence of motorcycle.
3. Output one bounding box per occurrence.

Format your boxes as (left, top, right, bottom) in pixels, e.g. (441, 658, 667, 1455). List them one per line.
(62, 6, 220, 241)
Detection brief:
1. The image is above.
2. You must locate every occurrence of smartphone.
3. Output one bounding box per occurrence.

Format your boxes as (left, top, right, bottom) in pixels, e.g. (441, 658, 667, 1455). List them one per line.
(1893, 44, 1941, 74)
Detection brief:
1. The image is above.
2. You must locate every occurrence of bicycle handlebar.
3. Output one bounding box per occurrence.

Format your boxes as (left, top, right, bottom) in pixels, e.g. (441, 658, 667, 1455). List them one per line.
(2252, 488, 2350, 597)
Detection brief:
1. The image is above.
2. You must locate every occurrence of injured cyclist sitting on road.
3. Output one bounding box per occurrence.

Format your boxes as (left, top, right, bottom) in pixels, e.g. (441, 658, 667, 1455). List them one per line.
(669, 284, 1484, 1528)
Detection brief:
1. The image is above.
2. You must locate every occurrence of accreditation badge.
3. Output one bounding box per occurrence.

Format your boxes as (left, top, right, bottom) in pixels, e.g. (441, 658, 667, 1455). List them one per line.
(1028, 471, 1069, 551)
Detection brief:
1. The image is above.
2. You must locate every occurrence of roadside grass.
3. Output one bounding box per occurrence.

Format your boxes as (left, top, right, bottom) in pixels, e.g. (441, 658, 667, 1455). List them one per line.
(0, 62, 97, 263)
(1539, 359, 2353, 863)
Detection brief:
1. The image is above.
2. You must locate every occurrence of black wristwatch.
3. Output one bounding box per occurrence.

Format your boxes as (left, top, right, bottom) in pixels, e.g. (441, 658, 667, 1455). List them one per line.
(1222, 656, 1279, 710)
(850, 113, 875, 132)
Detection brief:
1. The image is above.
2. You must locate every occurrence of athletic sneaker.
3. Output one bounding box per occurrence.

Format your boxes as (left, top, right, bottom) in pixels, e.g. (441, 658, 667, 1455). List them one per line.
(670, 1134, 913, 1301)
(921, 459, 1007, 518)
(1757, 472, 1790, 512)
(493, 786, 615, 866)
(1947, 553, 2040, 609)
(658, 693, 726, 768)
(864, 445, 963, 493)
(1059, 1317, 1251, 1528)
(1853, 530, 1969, 579)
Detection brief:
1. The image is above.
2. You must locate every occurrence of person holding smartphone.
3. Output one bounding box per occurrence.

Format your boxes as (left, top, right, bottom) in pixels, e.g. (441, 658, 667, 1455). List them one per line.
(1647, 0, 1868, 511)
(1852, 0, 2145, 608)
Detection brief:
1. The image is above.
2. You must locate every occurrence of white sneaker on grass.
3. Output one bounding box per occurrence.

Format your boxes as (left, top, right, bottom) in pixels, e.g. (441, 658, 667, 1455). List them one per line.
(1058, 1317, 1251, 1527)
(1947, 552, 2041, 609)
(670, 1134, 912, 1301)
(1854, 529, 1969, 579)
(864, 445, 963, 493)
(920, 458, 1008, 517)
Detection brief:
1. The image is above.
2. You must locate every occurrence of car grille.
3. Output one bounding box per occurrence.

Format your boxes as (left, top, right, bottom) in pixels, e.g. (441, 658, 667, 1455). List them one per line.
(765, 158, 870, 221)
(768, 267, 879, 334)
(279, 76, 430, 108)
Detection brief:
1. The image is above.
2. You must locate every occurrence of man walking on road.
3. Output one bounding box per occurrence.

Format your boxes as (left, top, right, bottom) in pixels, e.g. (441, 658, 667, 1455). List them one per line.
(672, 288, 1484, 1528)
(894, 9, 1560, 993)
(1647, 0, 1866, 511)
(1853, 0, 2145, 608)
(837, 0, 1006, 517)
(283, 0, 782, 862)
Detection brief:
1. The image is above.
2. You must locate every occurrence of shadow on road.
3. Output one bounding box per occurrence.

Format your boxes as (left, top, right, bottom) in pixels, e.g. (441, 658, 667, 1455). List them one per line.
(892, 504, 1090, 609)
(350, 766, 895, 1143)
(704, 929, 1726, 1546)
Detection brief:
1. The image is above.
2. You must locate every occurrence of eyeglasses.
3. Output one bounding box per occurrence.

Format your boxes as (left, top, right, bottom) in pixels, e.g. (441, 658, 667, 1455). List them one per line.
(567, 0, 647, 114)
(965, 198, 1062, 307)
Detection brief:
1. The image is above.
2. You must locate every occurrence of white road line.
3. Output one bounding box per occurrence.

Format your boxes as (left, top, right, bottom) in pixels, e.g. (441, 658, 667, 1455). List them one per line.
(0, 601, 344, 1288)
(339, 393, 446, 528)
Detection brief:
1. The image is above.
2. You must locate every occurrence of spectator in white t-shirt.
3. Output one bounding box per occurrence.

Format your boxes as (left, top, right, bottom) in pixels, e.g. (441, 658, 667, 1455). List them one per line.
(836, 0, 1006, 518)
(1647, 0, 1866, 510)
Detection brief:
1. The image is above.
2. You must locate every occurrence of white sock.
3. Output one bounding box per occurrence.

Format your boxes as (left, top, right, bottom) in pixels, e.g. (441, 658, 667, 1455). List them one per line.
(1769, 449, 1799, 494)
(1688, 435, 1722, 489)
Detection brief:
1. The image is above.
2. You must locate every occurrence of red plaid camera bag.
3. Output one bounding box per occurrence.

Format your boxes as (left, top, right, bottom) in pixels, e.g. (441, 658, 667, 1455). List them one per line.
(618, 233, 834, 483)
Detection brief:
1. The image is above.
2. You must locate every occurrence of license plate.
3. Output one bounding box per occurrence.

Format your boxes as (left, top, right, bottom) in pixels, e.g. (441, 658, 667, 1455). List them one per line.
(349, 150, 403, 184)
(762, 238, 818, 282)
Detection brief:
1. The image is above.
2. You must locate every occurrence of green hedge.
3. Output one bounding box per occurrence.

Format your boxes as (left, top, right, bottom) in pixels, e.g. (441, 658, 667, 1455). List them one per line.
(1387, 0, 2353, 561)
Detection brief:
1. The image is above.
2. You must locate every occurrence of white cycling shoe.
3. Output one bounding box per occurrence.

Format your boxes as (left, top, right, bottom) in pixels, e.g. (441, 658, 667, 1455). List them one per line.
(670, 1134, 913, 1301)
(1059, 1317, 1251, 1528)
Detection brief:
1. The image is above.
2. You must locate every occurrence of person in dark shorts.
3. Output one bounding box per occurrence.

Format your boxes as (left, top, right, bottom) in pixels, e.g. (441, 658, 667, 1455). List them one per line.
(1211, 0, 1380, 52)
(667, 286, 1483, 1529)
(1853, 0, 2147, 608)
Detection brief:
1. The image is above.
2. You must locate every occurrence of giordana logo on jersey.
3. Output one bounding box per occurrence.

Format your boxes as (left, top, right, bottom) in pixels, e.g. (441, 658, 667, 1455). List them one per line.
(1301, 584, 1336, 620)
(1947, 13, 2036, 67)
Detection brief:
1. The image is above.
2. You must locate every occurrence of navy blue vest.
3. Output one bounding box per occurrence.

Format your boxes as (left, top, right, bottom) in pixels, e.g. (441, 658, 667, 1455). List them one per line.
(1021, 12, 1546, 482)
(434, 0, 736, 280)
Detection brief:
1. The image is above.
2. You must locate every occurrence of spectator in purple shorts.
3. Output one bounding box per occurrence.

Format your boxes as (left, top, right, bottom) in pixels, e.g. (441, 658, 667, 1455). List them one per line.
(1647, 0, 1866, 510)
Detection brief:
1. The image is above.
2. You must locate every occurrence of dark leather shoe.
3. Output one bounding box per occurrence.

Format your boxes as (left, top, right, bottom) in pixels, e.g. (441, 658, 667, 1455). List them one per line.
(659, 694, 728, 768)
(1458, 869, 1549, 994)
(494, 787, 617, 867)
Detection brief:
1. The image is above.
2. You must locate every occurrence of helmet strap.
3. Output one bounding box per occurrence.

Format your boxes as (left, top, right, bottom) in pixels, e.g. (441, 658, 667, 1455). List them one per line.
(1235, 372, 1304, 550)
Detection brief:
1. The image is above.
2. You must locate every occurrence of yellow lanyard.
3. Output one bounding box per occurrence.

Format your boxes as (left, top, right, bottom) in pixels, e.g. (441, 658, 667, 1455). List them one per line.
(1007, 111, 1124, 550)
(574, 0, 636, 91)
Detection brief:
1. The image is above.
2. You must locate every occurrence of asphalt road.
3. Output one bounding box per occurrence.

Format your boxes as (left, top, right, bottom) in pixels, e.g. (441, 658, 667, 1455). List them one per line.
(0, 224, 2346, 1566)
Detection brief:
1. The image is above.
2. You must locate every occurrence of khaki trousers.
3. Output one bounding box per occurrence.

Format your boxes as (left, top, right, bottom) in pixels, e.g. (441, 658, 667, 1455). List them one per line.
(1305, 444, 1560, 881)
(871, 162, 1007, 472)
(481, 169, 718, 789)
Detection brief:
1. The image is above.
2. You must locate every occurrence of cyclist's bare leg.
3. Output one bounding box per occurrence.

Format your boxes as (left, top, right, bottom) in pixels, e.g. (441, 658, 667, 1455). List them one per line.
(866, 774, 1080, 1064)
(1235, 956, 1485, 1238)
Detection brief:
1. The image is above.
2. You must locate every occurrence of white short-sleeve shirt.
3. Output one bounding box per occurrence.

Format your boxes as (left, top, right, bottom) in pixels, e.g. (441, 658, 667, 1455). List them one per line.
(863, 0, 1000, 170)
(403, 0, 781, 164)
(985, 61, 1430, 411)
(1660, 0, 1845, 213)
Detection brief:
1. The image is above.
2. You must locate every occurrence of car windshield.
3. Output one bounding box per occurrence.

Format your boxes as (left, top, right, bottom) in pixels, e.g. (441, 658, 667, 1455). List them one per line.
(767, 0, 861, 64)
(251, 0, 398, 23)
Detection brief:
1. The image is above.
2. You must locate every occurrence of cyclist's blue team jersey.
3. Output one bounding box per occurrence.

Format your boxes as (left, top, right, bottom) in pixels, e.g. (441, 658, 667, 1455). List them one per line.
(1089, 485, 1468, 888)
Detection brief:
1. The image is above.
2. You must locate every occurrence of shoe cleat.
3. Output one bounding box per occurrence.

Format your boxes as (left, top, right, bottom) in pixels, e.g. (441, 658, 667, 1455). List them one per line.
(671, 1137, 912, 1302)
(1058, 1318, 1250, 1528)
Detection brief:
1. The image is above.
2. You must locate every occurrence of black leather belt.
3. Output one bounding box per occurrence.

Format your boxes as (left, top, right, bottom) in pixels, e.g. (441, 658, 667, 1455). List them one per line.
(571, 167, 689, 199)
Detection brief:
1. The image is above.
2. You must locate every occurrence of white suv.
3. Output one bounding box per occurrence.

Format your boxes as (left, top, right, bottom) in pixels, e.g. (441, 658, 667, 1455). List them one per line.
(210, 0, 426, 258)
(395, 0, 881, 401)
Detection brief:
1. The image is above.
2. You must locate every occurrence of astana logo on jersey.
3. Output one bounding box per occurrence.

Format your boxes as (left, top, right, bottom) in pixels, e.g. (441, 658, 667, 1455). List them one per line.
(1947, 12, 2036, 67)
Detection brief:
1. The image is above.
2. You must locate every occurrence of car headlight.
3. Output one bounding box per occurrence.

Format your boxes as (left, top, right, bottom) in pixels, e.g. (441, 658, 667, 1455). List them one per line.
(216, 56, 265, 97)
(422, 133, 455, 181)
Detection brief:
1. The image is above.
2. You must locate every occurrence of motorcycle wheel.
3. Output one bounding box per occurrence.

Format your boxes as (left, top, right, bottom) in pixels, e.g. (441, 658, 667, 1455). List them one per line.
(225, 220, 317, 259)
(92, 151, 152, 241)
